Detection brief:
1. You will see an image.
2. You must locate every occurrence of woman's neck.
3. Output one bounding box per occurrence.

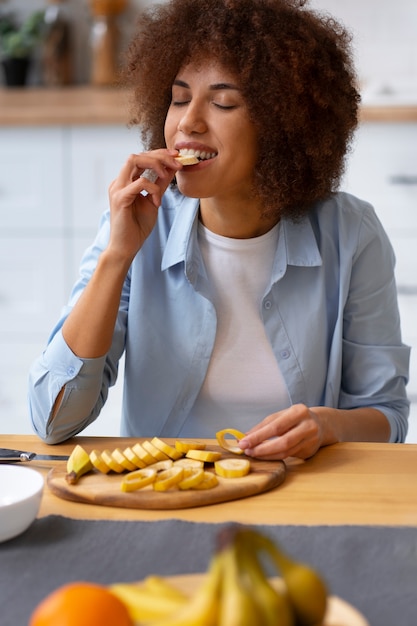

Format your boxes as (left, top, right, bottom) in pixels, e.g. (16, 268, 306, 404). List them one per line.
(199, 196, 279, 239)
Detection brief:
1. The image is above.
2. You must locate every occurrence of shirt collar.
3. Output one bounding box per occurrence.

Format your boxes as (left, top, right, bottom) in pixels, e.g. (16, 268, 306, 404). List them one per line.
(161, 191, 323, 272)
(161, 193, 200, 271)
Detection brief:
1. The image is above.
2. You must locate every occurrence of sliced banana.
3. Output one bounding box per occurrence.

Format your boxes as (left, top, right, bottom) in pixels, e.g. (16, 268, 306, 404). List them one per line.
(132, 442, 158, 466)
(175, 440, 207, 454)
(174, 457, 204, 469)
(90, 449, 111, 474)
(142, 440, 171, 462)
(175, 154, 199, 165)
(112, 448, 137, 471)
(101, 449, 125, 473)
(214, 458, 251, 478)
(191, 471, 219, 490)
(153, 467, 184, 492)
(186, 449, 222, 463)
(216, 428, 246, 455)
(151, 437, 184, 460)
(123, 446, 147, 469)
(121, 467, 157, 492)
(178, 467, 205, 490)
(149, 459, 174, 472)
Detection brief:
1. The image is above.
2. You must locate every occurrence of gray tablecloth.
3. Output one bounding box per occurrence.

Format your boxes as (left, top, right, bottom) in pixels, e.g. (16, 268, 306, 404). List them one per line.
(1, 516, 416, 625)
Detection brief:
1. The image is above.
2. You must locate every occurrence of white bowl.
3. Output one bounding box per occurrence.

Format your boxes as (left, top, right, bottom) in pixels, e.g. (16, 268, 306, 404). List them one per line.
(0, 465, 44, 542)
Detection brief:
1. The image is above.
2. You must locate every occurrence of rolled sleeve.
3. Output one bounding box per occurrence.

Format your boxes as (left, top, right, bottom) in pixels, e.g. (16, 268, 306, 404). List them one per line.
(29, 330, 107, 444)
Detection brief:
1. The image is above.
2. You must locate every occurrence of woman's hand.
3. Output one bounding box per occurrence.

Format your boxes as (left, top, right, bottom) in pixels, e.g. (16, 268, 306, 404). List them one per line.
(107, 148, 182, 262)
(238, 404, 391, 460)
(238, 404, 327, 460)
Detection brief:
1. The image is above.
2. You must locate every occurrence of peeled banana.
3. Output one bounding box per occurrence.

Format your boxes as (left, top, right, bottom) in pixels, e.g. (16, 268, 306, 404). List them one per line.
(64, 432, 253, 491)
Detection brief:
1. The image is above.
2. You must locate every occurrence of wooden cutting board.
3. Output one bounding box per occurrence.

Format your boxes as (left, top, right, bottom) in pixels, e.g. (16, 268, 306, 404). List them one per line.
(47, 444, 286, 510)
(166, 575, 370, 626)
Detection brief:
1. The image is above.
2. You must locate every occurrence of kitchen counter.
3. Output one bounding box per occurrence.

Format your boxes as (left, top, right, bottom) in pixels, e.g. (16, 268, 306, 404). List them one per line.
(1, 86, 417, 126)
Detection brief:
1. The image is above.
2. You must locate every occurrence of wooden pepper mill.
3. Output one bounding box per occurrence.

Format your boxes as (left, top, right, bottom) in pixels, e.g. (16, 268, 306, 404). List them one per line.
(89, 0, 127, 86)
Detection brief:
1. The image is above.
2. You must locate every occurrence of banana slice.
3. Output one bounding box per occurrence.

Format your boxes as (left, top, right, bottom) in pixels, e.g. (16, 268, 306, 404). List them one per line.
(112, 448, 137, 471)
(123, 446, 147, 469)
(214, 458, 251, 478)
(186, 449, 222, 463)
(151, 437, 184, 460)
(149, 459, 173, 472)
(191, 471, 219, 490)
(175, 154, 199, 165)
(153, 467, 184, 491)
(142, 440, 171, 462)
(101, 449, 125, 473)
(178, 467, 205, 490)
(121, 467, 157, 492)
(173, 457, 204, 469)
(90, 449, 111, 474)
(175, 440, 207, 454)
(216, 428, 246, 455)
(132, 442, 158, 466)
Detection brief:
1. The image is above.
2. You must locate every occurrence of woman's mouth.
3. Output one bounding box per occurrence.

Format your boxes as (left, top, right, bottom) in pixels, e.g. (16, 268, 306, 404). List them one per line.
(178, 148, 217, 162)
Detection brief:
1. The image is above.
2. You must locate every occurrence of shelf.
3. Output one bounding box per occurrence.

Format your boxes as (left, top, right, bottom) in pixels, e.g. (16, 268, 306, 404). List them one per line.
(0, 86, 132, 126)
(1, 86, 417, 126)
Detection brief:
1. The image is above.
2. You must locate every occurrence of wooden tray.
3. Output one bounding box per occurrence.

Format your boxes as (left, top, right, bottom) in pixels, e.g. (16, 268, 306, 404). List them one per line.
(166, 574, 370, 626)
(47, 445, 286, 510)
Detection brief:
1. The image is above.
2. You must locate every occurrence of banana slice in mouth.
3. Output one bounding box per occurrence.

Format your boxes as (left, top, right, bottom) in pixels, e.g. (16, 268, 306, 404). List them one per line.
(175, 154, 199, 165)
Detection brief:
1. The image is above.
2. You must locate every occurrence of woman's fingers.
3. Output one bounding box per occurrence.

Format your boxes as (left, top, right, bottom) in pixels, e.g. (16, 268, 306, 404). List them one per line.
(239, 404, 322, 460)
(110, 150, 181, 209)
(113, 149, 181, 188)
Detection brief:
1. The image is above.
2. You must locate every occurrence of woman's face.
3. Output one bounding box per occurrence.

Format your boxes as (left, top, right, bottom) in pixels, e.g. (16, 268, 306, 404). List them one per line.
(164, 58, 259, 204)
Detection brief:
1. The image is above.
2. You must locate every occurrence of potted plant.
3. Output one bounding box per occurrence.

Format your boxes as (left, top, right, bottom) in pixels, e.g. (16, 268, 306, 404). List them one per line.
(0, 11, 45, 86)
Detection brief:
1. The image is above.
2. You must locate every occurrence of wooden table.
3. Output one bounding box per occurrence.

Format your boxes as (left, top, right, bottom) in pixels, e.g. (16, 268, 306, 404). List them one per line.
(2, 435, 416, 526)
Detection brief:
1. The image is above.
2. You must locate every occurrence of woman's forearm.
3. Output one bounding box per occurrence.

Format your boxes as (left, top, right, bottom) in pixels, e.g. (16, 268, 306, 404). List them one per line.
(62, 249, 132, 358)
(311, 405, 392, 445)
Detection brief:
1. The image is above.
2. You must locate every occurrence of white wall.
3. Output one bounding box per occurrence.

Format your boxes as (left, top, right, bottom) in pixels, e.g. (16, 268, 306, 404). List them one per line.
(2, 0, 417, 90)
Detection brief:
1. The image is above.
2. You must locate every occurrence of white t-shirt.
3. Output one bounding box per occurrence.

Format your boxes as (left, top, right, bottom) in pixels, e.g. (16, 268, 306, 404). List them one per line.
(179, 221, 290, 437)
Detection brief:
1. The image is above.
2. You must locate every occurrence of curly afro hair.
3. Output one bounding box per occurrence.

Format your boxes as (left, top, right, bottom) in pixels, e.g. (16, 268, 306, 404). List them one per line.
(122, 0, 360, 220)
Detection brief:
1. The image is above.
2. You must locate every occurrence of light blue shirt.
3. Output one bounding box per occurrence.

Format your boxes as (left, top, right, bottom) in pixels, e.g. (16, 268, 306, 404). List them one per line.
(28, 188, 410, 444)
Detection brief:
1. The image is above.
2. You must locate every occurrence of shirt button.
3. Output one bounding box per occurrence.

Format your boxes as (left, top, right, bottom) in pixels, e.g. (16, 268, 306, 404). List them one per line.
(67, 366, 75, 376)
(280, 349, 290, 359)
(264, 300, 272, 310)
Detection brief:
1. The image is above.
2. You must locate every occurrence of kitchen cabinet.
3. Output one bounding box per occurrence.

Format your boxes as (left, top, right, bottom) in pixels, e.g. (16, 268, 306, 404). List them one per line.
(343, 121, 417, 442)
(0, 124, 139, 435)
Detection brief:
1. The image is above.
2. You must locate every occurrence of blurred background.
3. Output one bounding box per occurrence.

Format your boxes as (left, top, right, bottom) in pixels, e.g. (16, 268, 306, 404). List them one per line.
(0, 0, 416, 442)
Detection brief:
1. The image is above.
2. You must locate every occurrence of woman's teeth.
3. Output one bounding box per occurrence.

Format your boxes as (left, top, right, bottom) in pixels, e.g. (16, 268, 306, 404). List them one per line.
(178, 148, 217, 161)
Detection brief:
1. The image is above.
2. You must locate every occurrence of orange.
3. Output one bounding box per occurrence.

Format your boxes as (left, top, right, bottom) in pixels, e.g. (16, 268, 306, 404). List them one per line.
(29, 581, 134, 626)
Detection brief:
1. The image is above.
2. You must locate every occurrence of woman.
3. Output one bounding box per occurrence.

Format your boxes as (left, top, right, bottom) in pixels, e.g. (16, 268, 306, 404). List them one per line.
(29, 0, 410, 459)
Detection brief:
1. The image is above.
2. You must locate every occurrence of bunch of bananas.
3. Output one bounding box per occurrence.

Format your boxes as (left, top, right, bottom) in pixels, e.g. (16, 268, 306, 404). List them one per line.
(109, 525, 328, 626)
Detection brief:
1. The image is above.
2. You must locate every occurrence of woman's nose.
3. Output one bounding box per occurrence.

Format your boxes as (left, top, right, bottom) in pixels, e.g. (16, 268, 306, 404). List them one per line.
(177, 104, 207, 134)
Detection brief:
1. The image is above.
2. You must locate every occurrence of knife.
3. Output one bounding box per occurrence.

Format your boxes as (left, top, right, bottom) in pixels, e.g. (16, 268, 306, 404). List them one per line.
(0, 448, 69, 463)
